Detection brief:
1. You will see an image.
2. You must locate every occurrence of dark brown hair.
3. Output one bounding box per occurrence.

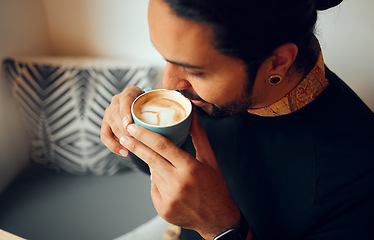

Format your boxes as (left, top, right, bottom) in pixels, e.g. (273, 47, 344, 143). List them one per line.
(163, 0, 343, 74)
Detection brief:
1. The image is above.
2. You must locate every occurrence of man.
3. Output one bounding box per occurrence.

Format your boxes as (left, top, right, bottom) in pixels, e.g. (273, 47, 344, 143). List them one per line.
(101, 0, 374, 239)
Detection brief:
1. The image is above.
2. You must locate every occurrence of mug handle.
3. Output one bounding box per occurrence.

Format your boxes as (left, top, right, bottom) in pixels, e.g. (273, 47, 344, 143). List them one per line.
(142, 88, 153, 94)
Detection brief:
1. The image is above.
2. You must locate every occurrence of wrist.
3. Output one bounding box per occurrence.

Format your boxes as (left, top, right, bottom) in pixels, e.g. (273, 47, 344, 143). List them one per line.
(213, 211, 250, 240)
(199, 209, 241, 240)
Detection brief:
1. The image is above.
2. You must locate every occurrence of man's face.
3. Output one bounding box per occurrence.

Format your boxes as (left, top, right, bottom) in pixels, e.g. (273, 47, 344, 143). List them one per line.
(148, 0, 256, 118)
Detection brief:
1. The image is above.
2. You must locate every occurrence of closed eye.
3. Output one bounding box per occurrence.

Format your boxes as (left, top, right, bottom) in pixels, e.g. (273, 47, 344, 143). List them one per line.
(183, 69, 205, 77)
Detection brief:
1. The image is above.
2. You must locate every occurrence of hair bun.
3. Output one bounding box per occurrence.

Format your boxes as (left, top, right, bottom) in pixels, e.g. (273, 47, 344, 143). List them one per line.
(315, 0, 343, 10)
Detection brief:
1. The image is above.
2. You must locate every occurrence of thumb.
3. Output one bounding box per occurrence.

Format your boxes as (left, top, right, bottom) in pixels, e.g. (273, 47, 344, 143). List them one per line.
(190, 112, 220, 170)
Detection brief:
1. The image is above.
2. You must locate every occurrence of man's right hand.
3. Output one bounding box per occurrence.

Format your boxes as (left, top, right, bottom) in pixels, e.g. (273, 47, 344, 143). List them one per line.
(100, 86, 143, 157)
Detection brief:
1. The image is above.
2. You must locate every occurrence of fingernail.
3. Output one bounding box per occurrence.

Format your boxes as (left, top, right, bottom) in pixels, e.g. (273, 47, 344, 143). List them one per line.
(119, 149, 128, 157)
(127, 124, 136, 135)
(119, 137, 128, 148)
(122, 116, 130, 128)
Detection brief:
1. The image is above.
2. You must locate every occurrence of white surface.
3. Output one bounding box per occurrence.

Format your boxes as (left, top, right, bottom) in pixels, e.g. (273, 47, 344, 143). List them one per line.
(317, 0, 374, 111)
(113, 215, 170, 240)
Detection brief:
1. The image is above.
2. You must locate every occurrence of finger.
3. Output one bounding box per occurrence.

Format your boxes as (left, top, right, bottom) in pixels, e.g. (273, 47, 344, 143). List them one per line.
(119, 86, 142, 127)
(150, 179, 163, 212)
(149, 166, 170, 193)
(100, 119, 129, 157)
(109, 86, 143, 140)
(118, 86, 143, 137)
(149, 169, 171, 222)
(189, 112, 219, 170)
(126, 124, 193, 168)
(104, 95, 125, 140)
(120, 134, 174, 173)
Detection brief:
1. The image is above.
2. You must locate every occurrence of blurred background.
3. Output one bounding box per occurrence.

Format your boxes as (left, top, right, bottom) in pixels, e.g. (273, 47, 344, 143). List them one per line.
(1, 0, 373, 108)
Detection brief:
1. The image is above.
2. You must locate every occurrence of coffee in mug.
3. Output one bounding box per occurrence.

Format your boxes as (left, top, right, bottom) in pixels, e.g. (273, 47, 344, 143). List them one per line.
(132, 91, 187, 126)
(131, 89, 192, 146)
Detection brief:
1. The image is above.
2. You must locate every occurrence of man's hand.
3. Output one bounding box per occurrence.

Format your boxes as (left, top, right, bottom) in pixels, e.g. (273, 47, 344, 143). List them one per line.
(120, 112, 241, 240)
(100, 86, 143, 157)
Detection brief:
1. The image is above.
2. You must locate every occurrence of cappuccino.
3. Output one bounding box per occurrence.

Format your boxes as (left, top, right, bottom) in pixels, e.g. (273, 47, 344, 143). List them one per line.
(133, 90, 188, 126)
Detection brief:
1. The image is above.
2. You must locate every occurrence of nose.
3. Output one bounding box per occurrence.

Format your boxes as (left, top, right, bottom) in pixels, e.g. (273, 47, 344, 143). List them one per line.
(162, 62, 191, 91)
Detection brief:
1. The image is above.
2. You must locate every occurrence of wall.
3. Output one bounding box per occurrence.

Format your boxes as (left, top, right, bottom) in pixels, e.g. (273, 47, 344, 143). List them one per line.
(0, 0, 51, 193)
(0, 0, 51, 58)
(43, 0, 163, 67)
(317, 0, 374, 110)
(43, 0, 164, 87)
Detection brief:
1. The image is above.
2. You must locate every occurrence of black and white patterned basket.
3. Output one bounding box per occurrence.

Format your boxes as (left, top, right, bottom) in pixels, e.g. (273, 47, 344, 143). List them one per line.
(3, 57, 158, 175)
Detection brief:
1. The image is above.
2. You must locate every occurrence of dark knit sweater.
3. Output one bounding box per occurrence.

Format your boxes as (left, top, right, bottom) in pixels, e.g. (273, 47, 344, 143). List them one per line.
(180, 67, 374, 239)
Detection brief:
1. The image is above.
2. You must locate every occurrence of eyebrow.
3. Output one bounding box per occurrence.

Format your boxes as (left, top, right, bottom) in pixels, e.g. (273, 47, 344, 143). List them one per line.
(166, 59, 204, 69)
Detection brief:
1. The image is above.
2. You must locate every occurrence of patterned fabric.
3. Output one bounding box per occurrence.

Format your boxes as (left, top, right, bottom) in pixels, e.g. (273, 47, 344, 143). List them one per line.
(3, 57, 157, 175)
(247, 51, 328, 117)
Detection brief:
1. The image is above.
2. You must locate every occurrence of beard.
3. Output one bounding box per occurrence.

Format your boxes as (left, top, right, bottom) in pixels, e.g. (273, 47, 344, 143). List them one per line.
(179, 75, 254, 120)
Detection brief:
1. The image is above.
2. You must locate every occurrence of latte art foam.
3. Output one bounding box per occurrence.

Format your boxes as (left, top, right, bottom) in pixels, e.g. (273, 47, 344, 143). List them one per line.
(135, 97, 186, 126)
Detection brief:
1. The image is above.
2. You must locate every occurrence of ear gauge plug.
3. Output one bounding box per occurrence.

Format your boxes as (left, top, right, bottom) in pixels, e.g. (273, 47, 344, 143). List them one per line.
(268, 74, 283, 85)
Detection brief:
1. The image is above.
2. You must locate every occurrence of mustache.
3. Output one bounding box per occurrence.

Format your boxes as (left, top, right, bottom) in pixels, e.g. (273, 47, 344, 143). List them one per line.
(179, 90, 208, 103)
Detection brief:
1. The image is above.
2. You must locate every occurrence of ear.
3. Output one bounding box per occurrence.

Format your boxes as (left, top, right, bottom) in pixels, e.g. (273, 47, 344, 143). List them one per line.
(267, 43, 298, 77)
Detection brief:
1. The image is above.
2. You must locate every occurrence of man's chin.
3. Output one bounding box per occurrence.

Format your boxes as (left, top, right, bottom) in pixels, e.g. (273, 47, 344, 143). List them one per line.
(194, 105, 214, 119)
(194, 104, 237, 120)
(179, 89, 249, 119)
